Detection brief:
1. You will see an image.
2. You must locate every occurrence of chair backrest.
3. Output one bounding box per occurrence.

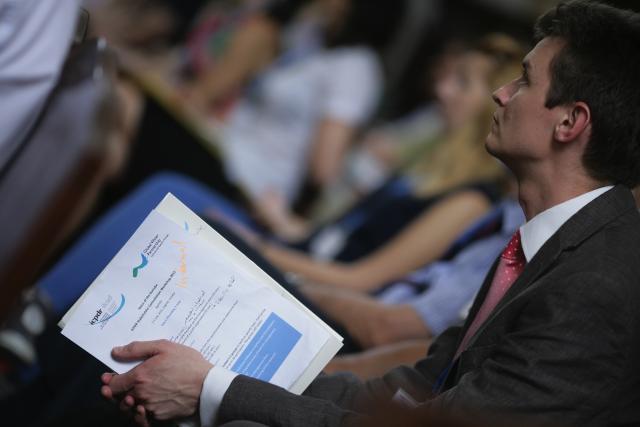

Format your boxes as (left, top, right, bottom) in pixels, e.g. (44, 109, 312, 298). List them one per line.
(0, 38, 119, 318)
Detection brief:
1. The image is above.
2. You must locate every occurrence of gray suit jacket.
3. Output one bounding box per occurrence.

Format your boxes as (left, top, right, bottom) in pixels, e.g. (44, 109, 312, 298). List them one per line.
(217, 186, 640, 427)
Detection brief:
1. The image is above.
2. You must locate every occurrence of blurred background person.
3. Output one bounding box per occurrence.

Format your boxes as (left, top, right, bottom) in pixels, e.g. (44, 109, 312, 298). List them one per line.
(216, 0, 406, 215)
(0, 0, 80, 170)
(253, 35, 525, 294)
(0, 34, 525, 374)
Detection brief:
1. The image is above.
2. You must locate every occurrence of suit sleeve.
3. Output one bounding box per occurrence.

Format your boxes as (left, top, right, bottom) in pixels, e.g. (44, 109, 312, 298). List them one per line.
(429, 271, 634, 426)
(216, 327, 461, 427)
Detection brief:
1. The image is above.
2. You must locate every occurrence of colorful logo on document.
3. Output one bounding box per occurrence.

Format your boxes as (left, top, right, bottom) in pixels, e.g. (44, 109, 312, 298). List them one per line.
(132, 253, 149, 278)
(89, 294, 126, 325)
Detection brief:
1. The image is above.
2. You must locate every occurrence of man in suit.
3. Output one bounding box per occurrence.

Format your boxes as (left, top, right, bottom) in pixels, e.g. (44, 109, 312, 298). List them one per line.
(100, 1, 640, 426)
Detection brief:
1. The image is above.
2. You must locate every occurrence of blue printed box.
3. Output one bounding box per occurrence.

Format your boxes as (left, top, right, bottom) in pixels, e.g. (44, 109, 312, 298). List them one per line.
(232, 312, 302, 381)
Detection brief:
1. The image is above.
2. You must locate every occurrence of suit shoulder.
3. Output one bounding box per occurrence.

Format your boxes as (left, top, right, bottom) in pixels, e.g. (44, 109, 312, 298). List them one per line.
(562, 210, 640, 297)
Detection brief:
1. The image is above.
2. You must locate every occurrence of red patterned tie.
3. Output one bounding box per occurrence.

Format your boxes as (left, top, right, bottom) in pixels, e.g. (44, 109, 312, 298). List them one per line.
(454, 230, 525, 359)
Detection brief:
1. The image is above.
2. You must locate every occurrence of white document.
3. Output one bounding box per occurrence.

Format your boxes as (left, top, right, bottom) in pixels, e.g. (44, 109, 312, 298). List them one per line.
(61, 194, 342, 393)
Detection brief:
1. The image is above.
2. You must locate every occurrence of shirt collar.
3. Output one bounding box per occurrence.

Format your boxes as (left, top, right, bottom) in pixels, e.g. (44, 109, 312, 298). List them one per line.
(519, 186, 614, 262)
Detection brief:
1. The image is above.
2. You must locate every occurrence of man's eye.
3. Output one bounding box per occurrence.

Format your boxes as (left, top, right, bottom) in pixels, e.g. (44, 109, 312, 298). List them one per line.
(518, 75, 529, 86)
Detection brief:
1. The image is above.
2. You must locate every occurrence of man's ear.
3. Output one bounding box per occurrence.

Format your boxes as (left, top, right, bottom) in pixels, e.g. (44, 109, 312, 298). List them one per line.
(554, 101, 591, 143)
(632, 186, 640, 209)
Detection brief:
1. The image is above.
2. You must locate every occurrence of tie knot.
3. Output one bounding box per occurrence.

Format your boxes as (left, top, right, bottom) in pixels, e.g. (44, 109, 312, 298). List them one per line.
(501, 230, 525, 263)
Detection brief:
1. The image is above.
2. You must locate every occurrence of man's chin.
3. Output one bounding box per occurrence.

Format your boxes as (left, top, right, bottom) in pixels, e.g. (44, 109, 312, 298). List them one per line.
(485, 138, 516, 174)
(484, 135, 500, 158)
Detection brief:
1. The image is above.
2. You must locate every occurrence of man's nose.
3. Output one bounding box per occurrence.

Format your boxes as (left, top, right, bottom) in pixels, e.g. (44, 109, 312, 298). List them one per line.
(492, 82, 512, 107)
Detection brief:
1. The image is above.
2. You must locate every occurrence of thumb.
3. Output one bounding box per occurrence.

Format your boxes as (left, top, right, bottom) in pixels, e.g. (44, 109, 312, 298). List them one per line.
(112, 340, 163, 362)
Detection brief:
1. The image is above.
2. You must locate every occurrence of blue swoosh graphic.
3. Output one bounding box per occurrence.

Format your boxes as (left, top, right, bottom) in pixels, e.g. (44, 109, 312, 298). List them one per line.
(132, 253, 148, 277)
(94, 294, 126, 324)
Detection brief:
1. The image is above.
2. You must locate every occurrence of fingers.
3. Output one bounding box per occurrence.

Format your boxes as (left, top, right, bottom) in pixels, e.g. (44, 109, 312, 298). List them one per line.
(112, 340, 165, 362)
(102, 382, 141, 424)
(108, 340, 171, 394)
(101, 384, 114, 400)
(107, 340, 166, 396)
(134, 405, 150, 427)
(101, 372, 133, 401)
(107, 370, 137, 395)
(100, 372, 115, 400)
(101, 375, 135, 402)
(119, 394, 136, 412)
(101, 372, 115, 385)
(102, 340, 203, 424)
(115, 395, 148, 427)
(100, 356, 153, 427)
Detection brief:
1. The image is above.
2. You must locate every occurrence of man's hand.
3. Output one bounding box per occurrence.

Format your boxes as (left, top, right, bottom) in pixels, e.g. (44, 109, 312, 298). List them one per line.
(101, 340, 213, 424)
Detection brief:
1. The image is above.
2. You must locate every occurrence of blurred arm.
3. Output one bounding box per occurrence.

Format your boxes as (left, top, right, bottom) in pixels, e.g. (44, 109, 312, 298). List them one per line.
(188, 14, 280, 110)
(325, 339, 431, 380)
(301, 285, 431, 349)
(263, 189, 492, 291)
(308, 118, 357, 187)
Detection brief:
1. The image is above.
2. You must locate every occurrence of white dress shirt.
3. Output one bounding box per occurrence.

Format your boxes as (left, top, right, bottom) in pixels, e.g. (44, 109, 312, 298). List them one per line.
(199, 366, 239, 427)
(198, 185, 614, 426)
(519, 186, 613, 262)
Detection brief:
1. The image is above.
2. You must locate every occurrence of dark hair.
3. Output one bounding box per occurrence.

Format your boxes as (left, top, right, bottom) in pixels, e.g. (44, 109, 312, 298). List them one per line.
(264, 0, 310, 26)
(534, 0, 640, 187)
(326, 0, 407, 52)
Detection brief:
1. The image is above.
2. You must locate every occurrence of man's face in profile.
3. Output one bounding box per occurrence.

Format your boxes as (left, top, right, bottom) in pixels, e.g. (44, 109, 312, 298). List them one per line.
(486, 37, 566, 169)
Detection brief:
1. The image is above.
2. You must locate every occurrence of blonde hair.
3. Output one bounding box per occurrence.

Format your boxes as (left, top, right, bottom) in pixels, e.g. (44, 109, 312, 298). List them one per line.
(410, 34, 524, 197)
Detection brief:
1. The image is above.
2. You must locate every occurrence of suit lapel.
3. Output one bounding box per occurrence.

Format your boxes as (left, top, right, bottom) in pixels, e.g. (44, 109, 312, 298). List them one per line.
(461, 234, 562, 350)
(466, 185, 634, 349)
(442, 186, 635, 388)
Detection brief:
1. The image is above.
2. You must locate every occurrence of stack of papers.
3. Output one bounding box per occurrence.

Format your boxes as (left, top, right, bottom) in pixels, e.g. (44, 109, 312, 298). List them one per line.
(60, 193, 342, 393)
